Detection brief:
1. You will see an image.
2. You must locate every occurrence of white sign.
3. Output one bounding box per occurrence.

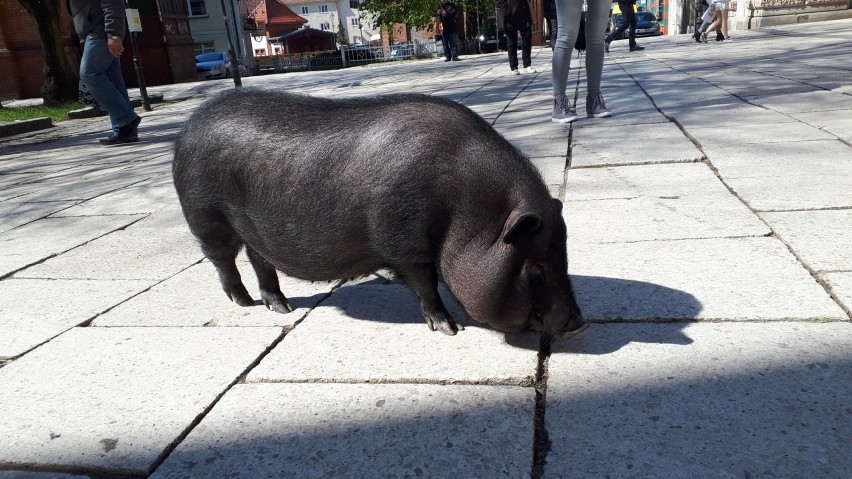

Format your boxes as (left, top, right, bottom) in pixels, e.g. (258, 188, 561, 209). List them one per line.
(126, 9, 142, 33)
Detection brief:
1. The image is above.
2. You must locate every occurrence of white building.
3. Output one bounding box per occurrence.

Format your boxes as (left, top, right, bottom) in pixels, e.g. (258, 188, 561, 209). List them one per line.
(284, 0, 380, 45)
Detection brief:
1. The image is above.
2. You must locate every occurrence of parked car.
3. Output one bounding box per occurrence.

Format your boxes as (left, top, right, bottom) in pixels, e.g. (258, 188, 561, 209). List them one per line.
(195, 52, 247, 80)
(610, 11, 662, 40)
(476, 16, 506, 53)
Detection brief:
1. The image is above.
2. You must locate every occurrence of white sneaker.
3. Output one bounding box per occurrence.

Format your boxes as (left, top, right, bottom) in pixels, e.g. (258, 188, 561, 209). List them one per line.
(524, 66, 537, 74)
(510, 69, 520, 75)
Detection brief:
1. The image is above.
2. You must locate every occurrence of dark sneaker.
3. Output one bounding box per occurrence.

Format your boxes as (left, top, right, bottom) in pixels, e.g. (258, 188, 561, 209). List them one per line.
(444, 58, 452, 62)
(700, 32, 709, 43)
(100, 115, 141, 146)
(629, 45, 645, 52)
(552, 95, 579, 123)
(99, 134, 139, 145)
(605, 40, 611, 53)
(586, 91, 613, 118)
(451, 57, 461, 61)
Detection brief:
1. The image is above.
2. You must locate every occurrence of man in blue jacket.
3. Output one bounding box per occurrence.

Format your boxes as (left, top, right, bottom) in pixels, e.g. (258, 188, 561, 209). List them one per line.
(68, 0, 141, 145)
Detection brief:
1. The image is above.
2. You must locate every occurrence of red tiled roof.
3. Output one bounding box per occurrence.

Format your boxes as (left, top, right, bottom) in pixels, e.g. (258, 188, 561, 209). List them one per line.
(264, 0, 307, 26)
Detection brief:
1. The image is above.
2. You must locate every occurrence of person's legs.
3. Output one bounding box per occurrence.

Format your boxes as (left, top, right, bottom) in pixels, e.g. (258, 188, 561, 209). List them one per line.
(547, 16, 559, 51)
(552, 0, 583, 97)
(606, 1, 632, 43)
(626, 6, 637, 49)
(449, 32, 459, 59)
(521, 26, 532, 68)
(80, 34, 137, 134)
(505, 25, 520, 71)
(442, 34, 451, 60)
(720, 9, 729, 37)
(584, 0, 612, 117)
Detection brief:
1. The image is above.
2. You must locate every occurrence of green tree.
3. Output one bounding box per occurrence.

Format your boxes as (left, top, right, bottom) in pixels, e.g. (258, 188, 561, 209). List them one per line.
(361, 0, 494, 40)
(17, 0, 79, 105)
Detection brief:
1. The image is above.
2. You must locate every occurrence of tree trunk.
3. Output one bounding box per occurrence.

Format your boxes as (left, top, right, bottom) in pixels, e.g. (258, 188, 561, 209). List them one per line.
(17, 0, 80, 105)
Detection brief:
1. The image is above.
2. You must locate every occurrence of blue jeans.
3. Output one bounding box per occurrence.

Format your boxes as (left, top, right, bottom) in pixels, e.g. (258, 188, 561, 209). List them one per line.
(80, 34, 137, 134)
(441, 31, 458, 60)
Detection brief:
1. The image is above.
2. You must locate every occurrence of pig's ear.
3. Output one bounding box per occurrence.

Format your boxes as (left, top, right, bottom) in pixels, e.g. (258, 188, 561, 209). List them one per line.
(503, 212, 542, 245)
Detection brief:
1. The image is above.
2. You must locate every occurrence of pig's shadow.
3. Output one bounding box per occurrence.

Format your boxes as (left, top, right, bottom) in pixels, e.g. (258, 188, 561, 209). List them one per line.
(288, 274, 701, 354)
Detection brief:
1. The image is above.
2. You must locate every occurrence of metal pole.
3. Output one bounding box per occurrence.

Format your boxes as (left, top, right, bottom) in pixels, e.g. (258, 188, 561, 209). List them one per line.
(218, 0, 242, 87)
(128, 31, 151, 111)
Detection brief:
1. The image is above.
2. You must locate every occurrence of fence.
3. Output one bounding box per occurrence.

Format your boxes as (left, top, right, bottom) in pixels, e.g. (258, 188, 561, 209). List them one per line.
(254, 40, 446, 74)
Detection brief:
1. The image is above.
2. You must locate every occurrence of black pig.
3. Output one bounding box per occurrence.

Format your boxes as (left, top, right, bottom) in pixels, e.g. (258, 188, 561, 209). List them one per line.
(172, 89, 586, 339)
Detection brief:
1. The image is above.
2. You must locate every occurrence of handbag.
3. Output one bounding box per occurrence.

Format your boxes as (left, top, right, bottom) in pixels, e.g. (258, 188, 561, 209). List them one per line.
(78, 79, 105, 111)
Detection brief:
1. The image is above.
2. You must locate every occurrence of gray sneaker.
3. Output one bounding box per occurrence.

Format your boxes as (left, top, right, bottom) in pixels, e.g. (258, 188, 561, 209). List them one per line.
(586, 91, 613, 118)
(552, 95, 579, 123)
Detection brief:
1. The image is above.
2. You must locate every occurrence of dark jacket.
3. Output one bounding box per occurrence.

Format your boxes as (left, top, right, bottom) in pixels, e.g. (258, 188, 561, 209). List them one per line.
(496, 0, 532, 30)
(67, 0, 126, 40)
(435, 0, 458, 33)
(542, 0, 556, 19)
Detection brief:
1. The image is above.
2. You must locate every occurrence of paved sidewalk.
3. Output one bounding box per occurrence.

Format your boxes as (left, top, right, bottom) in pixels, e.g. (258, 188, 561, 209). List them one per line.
(1, 20, 851, 478)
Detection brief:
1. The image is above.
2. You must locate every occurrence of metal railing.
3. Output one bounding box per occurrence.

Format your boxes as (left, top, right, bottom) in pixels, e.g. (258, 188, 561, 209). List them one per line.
(340, 40, 443, 67)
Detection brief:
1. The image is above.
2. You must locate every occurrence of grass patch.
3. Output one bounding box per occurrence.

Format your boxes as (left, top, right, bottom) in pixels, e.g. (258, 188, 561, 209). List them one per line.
(0, 102, 88, 123)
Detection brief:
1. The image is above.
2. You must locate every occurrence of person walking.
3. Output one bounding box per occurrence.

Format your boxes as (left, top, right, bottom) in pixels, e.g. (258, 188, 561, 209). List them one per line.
(698, 0, 730, 42)
(497, 0, 536, 74)
(543, 0, 558, 51)
(605, 0, 644, 53)
(68, 0, 141, 145)
(435, 0, 461, 62)
(551, 0, 612, 122)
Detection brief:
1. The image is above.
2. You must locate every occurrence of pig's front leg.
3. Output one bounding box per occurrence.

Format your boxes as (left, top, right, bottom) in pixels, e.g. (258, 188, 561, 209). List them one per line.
(396, 263, 464, 335)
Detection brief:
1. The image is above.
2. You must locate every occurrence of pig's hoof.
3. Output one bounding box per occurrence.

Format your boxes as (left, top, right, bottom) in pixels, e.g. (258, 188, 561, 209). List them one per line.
(559, 322, 590, 340)
(226, 286, 255, 307)
(262, 293, 293, 313)
(427, 317, 463, 336)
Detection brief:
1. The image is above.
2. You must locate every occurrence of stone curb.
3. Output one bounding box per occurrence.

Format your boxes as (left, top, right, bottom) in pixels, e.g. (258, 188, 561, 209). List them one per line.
(0, 117, 53, 139)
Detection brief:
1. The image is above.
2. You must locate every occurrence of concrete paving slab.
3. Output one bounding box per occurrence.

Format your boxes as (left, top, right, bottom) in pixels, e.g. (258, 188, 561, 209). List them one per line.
(530, 157, 567, 188)
(93, 261, 338, 328)
(0, 164, 151, 203)
(0, 278, 152, 359)
(689, 120, 835, 148)
(0, 327, 279, 475)
(509, 136, 570, 158)
(664, 103, 793, 129)
(570, 121, 703, 167)
(760, 209, 852, 272)
(704, 140, 852, 211)
(546, 322, 852, 478)
(0, 215, 145, 278)
(569, 237, 847, 321)
(0, 200, 76, 233)
(51, 174, 178, 217)
(822, 272, 852, 317)
(749, 90, 852, 113)
(150, 383, 535, 479)
(564, 163, 769, 243)
(247, 283, 539, 385)
(16, 220, 202, 281)
(0, 473, 86, 479)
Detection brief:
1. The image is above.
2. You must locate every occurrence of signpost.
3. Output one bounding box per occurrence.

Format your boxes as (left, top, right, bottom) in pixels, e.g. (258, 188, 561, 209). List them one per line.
(125, 7, 151, 111)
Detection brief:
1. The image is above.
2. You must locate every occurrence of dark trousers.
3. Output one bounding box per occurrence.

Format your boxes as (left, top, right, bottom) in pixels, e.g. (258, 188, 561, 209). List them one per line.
(546, 16, 558, 51)
(606, 1, 637, 49)
(441, 31, 458, 60)
(505, 25, 532, 70)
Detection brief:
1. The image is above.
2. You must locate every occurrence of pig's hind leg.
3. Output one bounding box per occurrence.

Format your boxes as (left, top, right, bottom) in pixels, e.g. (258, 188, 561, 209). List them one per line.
(191, 215, 255, 308)
(396, 263, 464, 336)
(246, 246, 294, 313)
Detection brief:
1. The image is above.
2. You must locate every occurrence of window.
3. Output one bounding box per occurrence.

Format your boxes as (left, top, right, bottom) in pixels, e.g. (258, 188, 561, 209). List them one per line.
(300, 6, 308, 14)
(349, 0, 363, 7)
(350, 17, 360, 26)
(320, 22, 330, 31)
(193, 41, 215, 55)
(187, 0, 206, 16)
(319, 4, 328, 12)
(254, 48, 267, 56)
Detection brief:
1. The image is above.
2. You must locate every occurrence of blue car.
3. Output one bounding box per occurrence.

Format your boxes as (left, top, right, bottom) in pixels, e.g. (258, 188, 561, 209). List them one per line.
(610, 11, 662, 40)
(195, 52, 247, 80)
